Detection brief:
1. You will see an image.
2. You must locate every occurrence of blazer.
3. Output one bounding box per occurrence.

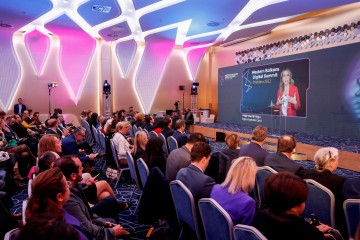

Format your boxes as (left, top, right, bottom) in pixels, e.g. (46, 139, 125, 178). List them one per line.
(61, 135, 89, 165)
(239, 142, 269, 166)
(176, 164, 216, 201)
(264, 152, 303, 175)
(161, 127, 174, 139)
(277, 84, 301, 116)
(14, 103, 26, 114)
(172, 130, 188, 148)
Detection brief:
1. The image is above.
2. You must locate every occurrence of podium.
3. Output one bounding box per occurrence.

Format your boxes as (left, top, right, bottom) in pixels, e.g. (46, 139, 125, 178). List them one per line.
(199, 108, 210, 123)
(270, 105, 287, 137)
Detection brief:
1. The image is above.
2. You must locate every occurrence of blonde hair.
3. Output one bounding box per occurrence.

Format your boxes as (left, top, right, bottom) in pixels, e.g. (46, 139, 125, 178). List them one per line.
(221, 157, 257, 194)
(133, 131, 147, 154)
(225, 134, 239, 149)
(115, 121, 131, 132)
(279, 68, 295, 93)
(314, 147, 339, 172)
(38, 134, 60, 156)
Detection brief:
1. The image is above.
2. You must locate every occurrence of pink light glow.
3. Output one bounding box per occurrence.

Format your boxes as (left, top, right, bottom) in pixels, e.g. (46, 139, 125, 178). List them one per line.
(46, 18, 96, 104)
(187, 47, 207, 79)
(25, 30, 50, 75)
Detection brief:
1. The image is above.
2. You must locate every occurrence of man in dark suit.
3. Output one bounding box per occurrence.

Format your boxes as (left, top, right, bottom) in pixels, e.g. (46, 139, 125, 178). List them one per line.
(161, 116, 174, 139)
(172, 119, 188, 148)
(264, 135, 307, 176)
(13, 98, 26, 115)
(239, 125, 269, 166)
(176, 142, 215, 201)
(184, 108, 194, 132)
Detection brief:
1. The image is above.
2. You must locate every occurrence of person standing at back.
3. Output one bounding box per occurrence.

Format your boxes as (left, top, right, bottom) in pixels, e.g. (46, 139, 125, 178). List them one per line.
(14, 98, 26, 115)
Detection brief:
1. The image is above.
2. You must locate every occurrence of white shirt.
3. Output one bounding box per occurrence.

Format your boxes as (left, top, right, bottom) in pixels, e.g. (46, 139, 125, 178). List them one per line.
(112, 132, 129, 159)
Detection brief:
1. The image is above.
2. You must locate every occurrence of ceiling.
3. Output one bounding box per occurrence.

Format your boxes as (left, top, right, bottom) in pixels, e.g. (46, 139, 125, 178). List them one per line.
(0, 0, 358, 50)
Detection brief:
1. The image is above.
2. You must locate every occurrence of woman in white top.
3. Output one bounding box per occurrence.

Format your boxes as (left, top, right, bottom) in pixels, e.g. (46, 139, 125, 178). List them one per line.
(112, 121, 132, 165)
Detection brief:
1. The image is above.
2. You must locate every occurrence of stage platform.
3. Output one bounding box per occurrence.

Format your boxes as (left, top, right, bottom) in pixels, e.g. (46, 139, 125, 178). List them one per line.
(189, 123, 360, 172)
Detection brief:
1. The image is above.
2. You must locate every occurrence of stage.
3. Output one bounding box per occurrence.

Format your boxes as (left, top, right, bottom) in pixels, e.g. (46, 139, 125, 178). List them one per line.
(189, 122, 360, 172)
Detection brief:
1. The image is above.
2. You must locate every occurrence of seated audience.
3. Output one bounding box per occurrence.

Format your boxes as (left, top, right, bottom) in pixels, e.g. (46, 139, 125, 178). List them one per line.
(176, 142, 215, 201)
(211, 157, 257, 225)
(56, 156, 130, 238)
(37, 151, 59, 173)
(166, 132, 206, 181)
(302, 147, 347, 237)
(238, 125, 269, 166)
(172, 119, 188, 148)
(264, 135, 309, 176)
(222, 133, 240, 161)
(143, 115, 154, 132)
(25, 168, 91, 240)
(161, 116, 174, 139)
(134, 113, 145, 128)
(133, 130, 148, 160)
(39, 134, 62, 156)
(18, 213, 80, 240)
(61, 127, 96, 168)
(252, 172, 332, 240)
(143, 137, 166, 174)
(112, 121, 132, 165)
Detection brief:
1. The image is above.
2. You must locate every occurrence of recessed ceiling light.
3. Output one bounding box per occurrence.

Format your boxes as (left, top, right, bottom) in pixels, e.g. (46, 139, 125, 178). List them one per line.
(107, 33, 118, 37)
(207, 21, 221, 27)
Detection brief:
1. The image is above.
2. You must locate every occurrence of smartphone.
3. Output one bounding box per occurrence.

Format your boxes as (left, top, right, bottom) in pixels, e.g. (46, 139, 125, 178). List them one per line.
(93, 173, 100, 179)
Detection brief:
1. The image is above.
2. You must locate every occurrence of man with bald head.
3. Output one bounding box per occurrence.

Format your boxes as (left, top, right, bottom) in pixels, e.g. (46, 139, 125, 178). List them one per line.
(264, 135, 308, 176)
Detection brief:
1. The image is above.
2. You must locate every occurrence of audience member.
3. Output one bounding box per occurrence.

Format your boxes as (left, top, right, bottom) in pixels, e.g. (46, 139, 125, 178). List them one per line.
(252, 172, 332, 240)
(18, 213, 80, 240)
(37, 151, 59, 173)
(61, 127, 96, 168)
(172, 119, 188, 148)
(166, 132, 206, 181)
(38, 134, 62, 156)
(134, 113, 145, 128)
(56, 156, 130, 238)
(143, 115, 154, 132)
(264, 135, 308, 176)
(211, 157, 257, 225)
(133, 130, 148, 160)
(239, 125, 269, 166)
(222, 133, 240, 161)
(184, 108, 194, 131)
(112, 121, 132, 166)
(143, 137, 166, 174)
(161, 116, 174, 139)
(14, 98, 26, 115)
(25, 168, 91, 240)
(176, 142, 215, 201)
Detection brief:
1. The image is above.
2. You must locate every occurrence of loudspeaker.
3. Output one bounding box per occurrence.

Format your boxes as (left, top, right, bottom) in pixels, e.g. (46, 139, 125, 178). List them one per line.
(216, 132, 226, 142)
(179, 85, 185, 91)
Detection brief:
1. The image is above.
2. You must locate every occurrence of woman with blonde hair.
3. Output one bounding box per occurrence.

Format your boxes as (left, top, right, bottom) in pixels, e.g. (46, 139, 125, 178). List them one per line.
(211, 156, 257, 225)
(112, 121, 132, 165)
(133, 130, 148, 160)
(38, 134, 62, 156)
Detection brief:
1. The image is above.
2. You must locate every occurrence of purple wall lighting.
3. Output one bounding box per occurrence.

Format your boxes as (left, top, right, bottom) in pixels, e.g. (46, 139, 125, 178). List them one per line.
(186, 47, 208, 80)
(116, 40, 137, 77)
(25, 30, 50, 75)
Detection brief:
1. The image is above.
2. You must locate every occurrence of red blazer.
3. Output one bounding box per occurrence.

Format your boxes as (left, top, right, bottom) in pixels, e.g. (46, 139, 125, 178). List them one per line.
(277, 85, 301, 116)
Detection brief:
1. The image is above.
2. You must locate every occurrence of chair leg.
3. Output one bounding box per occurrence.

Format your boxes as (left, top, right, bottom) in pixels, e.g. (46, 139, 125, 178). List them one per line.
(114, 169, 123, 188)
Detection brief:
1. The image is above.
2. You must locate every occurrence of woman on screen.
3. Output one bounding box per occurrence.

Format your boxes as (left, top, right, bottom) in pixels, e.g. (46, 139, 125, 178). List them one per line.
(276, 68, 301, 116)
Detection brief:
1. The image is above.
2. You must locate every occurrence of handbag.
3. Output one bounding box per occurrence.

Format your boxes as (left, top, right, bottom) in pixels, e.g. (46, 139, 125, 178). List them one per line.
(0, 151, 10, 162)
(106, 167, 119, 180)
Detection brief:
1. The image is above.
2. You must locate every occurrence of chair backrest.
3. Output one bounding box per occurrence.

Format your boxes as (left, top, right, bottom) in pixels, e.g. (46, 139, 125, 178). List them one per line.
(126, 151, 139, 187)
(158, 133, 169, 155)
(4, 228, 21, 240)
(343, 199, 360, 239)
(302, 179, 335, 227)
(91, 125, 101, 145)
(99, 132, 106, 151)
(198, 198, 233, 240)
(255, 166, 278, 207)
(137, 158, 150, 189)
(205, 151, 231, 184)
(109, 139, 120, 169)
(167, 136, 178, 152)
(170, 180, 201, 240)
(143, 128, 149, 136)
(132, 125, 138, 137)
(22, 200, 27, 224)
(233, 224, 268, 240)
(148, 131, 158, 139)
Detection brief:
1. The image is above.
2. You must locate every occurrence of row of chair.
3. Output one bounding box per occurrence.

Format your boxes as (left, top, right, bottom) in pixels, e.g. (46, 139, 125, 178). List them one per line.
(170, 180, 267, 240)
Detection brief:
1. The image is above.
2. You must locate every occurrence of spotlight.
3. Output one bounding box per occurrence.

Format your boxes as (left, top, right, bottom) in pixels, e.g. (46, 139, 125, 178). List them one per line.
(48, 82, 58, 89)
(191, 82, 199, 95)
